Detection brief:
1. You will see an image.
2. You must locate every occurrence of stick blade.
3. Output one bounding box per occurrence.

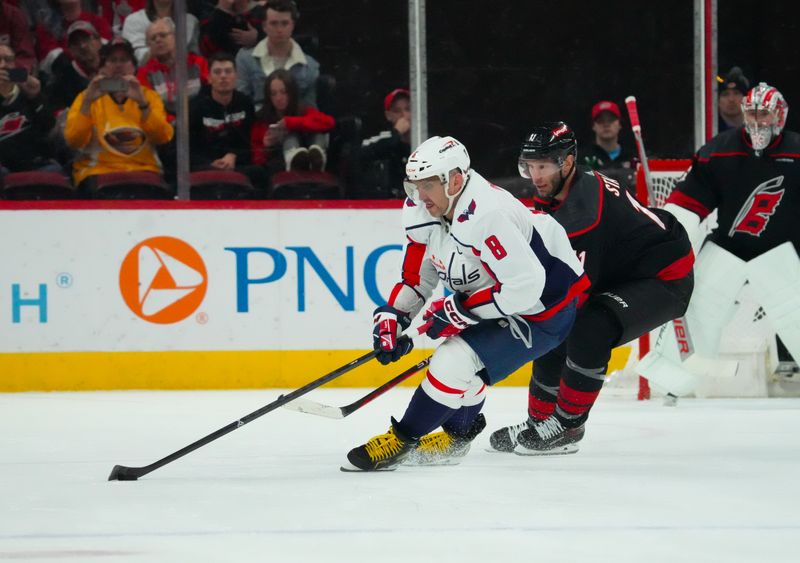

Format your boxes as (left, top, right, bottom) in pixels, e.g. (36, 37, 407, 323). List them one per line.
(108, 464, 141, 481)
(281, 397, 345, 419)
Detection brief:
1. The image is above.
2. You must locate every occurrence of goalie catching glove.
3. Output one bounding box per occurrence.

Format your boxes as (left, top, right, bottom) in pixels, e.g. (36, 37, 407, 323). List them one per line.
(373, 305, 414, 365)
(421, 294, 480, 339)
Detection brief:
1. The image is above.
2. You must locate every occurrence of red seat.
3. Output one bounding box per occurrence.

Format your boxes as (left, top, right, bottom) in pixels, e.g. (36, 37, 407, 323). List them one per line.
(1, 171, 74, 200)
(270, 171, 343, 199)
(93, 171, 172, 199)
(189, 170, 254, 200)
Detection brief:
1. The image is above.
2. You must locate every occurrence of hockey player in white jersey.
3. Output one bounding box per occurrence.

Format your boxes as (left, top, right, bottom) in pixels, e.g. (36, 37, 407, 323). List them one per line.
(343, 135, 588, 471)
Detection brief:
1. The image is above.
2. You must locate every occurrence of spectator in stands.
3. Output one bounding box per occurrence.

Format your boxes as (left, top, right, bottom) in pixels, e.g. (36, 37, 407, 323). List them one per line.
(717, 66, 750, 132)
(358, 88, 411, 198)
(35, 0, 112, 75)
(582, 100, 637, 191)
(46, 20, 103, 118)
(251, 68, 333, 173)
(200, 0, 261, 57)
(0, 44, 62, 176)
(64, 37, 173, 193)
(122, 0, 200, 64)
(0, 2, 36, 72)
(97, 0, 146, 35)
(189, 52, 266, 193)
(235, 0, 318, 108)
(137, 17, 208, 121)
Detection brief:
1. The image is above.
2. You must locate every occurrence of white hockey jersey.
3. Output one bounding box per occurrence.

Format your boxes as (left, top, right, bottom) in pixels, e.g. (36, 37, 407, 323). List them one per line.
(387, 171, 588, 321)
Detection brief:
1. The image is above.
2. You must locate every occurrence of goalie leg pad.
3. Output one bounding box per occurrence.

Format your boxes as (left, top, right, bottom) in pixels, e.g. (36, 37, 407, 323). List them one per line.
(684, 241, 748, 357)
(421, 336, 487, 410)
(637, 350, 699, 397)
(746, 242, 800, 362)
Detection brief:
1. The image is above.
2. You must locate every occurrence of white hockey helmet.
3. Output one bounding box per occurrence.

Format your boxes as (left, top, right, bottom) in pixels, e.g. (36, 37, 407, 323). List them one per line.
(741, 82, 789, 152)
(404, 136, 471, 212)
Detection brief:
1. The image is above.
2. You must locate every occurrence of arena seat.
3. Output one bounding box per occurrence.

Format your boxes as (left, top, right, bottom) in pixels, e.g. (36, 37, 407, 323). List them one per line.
(189, 170, 255, 200)
(270, 171, 343, 199)
(93, 171, 172, 199)
(1, 171, 75, 200)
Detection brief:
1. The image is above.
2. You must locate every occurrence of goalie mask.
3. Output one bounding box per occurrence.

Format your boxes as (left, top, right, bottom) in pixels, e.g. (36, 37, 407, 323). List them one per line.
(518, 122, 578, 199)
(742, 82, 789, 153)
(404, 136, 471, 215)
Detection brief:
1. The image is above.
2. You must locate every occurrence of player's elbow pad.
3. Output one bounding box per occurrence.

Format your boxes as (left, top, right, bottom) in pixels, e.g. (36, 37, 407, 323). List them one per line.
(663, 203, 704, 253)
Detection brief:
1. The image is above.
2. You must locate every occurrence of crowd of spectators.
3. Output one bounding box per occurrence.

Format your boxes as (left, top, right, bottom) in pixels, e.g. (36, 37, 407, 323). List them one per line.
(0, 0, 755, 200)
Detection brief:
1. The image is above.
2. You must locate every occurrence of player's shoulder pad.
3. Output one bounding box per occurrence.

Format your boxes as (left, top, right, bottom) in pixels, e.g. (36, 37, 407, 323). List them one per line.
(450, 173, 520, 241)
(696, 128, 742, 158)
(552, 171, 603, 236)
(402, 197, 438, 244)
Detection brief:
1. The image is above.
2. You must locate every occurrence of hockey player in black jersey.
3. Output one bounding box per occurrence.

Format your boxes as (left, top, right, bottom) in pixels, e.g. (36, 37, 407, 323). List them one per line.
(489, 122, 695, 455)
(639, 82, 800, 393)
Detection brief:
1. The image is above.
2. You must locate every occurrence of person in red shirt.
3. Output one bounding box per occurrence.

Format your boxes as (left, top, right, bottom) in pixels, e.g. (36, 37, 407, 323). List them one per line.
(137, 17, 208, 122)
(250, 68, 334, 172)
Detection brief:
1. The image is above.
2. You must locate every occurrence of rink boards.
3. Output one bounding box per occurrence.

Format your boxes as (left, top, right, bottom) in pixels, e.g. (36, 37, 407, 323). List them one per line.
(0, 202, 630, 391)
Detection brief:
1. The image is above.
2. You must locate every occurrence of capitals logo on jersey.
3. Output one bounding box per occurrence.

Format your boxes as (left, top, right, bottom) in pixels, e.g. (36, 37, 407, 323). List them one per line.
(729, 176, 785, 237)
(457, 199, 476, 223)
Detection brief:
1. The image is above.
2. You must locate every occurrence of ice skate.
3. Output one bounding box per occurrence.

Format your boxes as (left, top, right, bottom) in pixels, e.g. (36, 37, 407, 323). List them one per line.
(514, 417, 584, 456)
(406, 414, 486, 466)
(486, 418, 533, 452)
(341, 418, 418, 472)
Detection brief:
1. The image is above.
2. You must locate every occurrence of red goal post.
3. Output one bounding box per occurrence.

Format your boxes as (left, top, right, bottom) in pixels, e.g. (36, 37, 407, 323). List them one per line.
(632, 159, 693, 399)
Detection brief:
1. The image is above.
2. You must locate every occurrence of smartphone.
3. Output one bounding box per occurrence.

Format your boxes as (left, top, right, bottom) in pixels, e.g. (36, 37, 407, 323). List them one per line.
(98, 77, 128, 93)
(8, 68, 28, 83)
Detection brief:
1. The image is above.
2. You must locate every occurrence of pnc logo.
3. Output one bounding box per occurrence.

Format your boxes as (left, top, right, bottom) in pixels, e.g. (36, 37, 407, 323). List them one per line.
(119, 236, 208, 324)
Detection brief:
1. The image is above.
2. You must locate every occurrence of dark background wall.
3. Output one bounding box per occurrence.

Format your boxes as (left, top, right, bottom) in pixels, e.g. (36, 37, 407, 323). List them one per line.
(302, 0, 800, 180)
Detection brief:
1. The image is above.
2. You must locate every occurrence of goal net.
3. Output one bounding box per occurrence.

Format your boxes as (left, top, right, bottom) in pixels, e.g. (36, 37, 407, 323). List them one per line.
(607, 160, 792, 399)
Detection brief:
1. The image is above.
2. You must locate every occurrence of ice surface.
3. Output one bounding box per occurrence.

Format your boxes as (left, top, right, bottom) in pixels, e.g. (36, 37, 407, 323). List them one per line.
(1, 387, 798, 562)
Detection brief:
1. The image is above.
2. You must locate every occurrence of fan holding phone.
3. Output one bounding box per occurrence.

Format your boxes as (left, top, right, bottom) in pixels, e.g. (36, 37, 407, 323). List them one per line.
(0, 44, 64, 177)
(63, 37, 173, 192)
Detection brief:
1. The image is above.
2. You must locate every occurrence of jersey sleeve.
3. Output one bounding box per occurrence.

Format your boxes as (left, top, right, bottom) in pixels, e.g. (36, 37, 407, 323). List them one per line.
(665, 148, 719, 220)
(386, 199, 440, 317)
(460, 210, 548, 319)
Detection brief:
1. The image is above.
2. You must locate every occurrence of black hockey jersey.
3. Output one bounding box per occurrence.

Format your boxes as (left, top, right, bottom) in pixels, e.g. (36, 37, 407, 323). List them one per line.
(534, 169, 693, 295)
(667, 127, 800, 261)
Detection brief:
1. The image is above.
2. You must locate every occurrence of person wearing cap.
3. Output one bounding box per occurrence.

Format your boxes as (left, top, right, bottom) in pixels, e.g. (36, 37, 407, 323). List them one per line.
(582, 99, 637, 192)
(235, 0, 319, 108)
(357, 88, 411, 198)
(46, 20, 104, 119)
(35, 0, 112, 75)
(718, 66, 750, 132)
(64, 37, 173, 194)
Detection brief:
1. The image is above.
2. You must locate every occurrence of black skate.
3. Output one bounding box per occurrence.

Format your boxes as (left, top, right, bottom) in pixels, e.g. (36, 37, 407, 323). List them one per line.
(486, 418, 533, 452)
(405, 414, 487, 466)
(341, 418, 418, 472)
(514, 417, 584, 456)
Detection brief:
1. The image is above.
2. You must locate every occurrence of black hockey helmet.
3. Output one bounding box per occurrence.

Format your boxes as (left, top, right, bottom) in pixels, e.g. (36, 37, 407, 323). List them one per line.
(519, 121, 578, 166)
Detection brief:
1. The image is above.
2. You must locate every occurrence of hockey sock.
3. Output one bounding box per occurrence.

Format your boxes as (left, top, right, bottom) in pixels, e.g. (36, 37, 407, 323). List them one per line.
(397, 387, 457, 439)
(442, 400, 485, 435)
(528, 345, 565, 421)
(555, 302, 620, 427)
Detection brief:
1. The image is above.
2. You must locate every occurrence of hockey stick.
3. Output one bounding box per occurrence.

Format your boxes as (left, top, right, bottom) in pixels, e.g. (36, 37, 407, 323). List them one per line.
(624, 96, 657, 206)
(282, 356, 431, 419)
(107, 346, 387, 481)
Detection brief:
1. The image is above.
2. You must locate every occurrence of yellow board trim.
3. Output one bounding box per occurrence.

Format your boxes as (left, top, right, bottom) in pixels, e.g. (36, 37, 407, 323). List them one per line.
(0, 347, 632, 392)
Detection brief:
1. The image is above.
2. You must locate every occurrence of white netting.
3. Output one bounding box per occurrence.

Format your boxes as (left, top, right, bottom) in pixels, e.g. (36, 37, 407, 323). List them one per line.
(610, 160, 794, 399)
